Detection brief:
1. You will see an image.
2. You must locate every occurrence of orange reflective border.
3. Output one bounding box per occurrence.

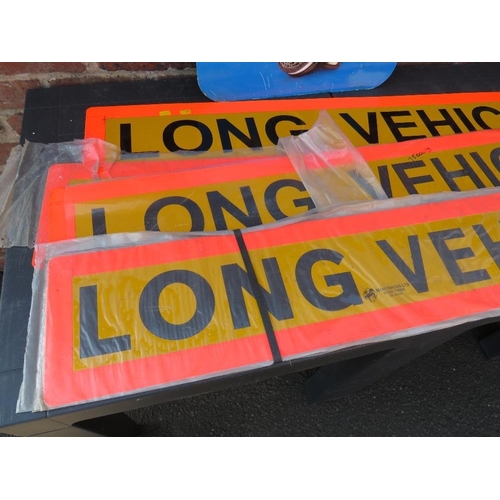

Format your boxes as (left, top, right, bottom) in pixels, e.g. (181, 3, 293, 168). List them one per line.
(37, 163, 95, 245)
(43, 233, 274, 408)
(42, 190, 500, 407)
(84, 92, 500, 154)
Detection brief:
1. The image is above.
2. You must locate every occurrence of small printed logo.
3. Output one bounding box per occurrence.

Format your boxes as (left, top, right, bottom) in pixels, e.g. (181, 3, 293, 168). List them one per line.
(363, 288, 378, 303)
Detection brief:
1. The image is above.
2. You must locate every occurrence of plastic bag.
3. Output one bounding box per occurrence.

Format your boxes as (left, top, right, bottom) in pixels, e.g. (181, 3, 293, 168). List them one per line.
(279, 110, 388, 207)
(0, 139, 120, 248)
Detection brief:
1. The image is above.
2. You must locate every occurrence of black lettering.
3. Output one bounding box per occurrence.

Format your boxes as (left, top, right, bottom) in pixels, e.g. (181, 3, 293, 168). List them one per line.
(428, 228, 490, 285)
(216, 118, 262, 151)
(162, 120, 213, 152)
(473, 224, 500, 269)
(490, 147, 500, 173)
(265, 115, 308, 145)
(470, 151, 500, 187)
(79, 285, 131, 359)
(144, 196, 205, 232)
(380, 111, 427, 142)
(416, 108, 462, 137)
(431, 155, 486, 191)
(139, 270, 215, 340)
(221, 259, 293, 330)
(472, 106, 500, 130)
(295, 249, 362, 311)
(376, 235, 429, 293)
(264, 179, 315, 220)
(119, 123, 132, 152)
(392, 160, 434, 194)
(207, 186, 262, 230)
(339, 112, 379, 144)
(91, 208, 107, 235)
(377, 165, 393, 198)
(453, 108, 477, 132)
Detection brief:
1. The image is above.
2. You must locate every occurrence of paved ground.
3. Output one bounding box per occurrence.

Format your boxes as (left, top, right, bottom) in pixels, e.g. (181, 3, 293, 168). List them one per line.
(125, 329, 500, 436)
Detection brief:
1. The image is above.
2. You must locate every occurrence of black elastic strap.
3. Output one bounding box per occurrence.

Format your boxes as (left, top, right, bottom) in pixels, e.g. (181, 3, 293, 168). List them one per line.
(233, 229, 282, 363)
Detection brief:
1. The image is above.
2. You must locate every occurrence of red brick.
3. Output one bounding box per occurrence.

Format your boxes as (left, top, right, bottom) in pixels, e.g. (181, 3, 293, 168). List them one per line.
(0, 80, 41, 110)
(98, 62, 195, 71)
(6, 114, 23, 136)
(0, 143, 19, 171)
(0, 62, 86, 75)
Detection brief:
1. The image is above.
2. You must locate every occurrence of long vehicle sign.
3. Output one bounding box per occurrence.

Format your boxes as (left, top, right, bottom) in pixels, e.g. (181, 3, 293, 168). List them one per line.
(38, 130, 500, 245)
(39, 189, 500, 408)
(84, 93, 500, 155)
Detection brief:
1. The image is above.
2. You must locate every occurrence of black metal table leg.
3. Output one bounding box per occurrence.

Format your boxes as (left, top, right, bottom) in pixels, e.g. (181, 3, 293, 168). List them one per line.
(72, 412, 140, 437)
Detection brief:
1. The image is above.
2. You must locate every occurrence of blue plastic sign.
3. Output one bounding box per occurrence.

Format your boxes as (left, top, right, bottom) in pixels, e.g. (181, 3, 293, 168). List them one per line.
(196, 62, 397, 101)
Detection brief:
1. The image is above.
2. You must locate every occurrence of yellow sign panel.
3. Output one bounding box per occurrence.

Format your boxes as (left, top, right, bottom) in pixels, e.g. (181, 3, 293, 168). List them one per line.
(71, 249, 264, 371)
(70, 171, 313, 238)
(84, 93, 500, 155)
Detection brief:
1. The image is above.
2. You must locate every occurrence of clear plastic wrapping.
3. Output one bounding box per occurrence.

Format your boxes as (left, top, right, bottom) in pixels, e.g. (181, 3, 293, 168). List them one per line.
(279, 110, 388, 207)
(0, 139, 120, 248)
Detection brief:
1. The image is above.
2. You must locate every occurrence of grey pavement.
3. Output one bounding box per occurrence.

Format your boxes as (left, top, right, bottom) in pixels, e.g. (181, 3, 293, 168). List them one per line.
(124, 330, 500, 436)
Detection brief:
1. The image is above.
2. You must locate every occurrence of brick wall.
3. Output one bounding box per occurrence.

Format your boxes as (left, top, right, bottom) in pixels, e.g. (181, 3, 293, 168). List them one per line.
(1, 61, 457, 175)
(0, 62, 196, 173)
